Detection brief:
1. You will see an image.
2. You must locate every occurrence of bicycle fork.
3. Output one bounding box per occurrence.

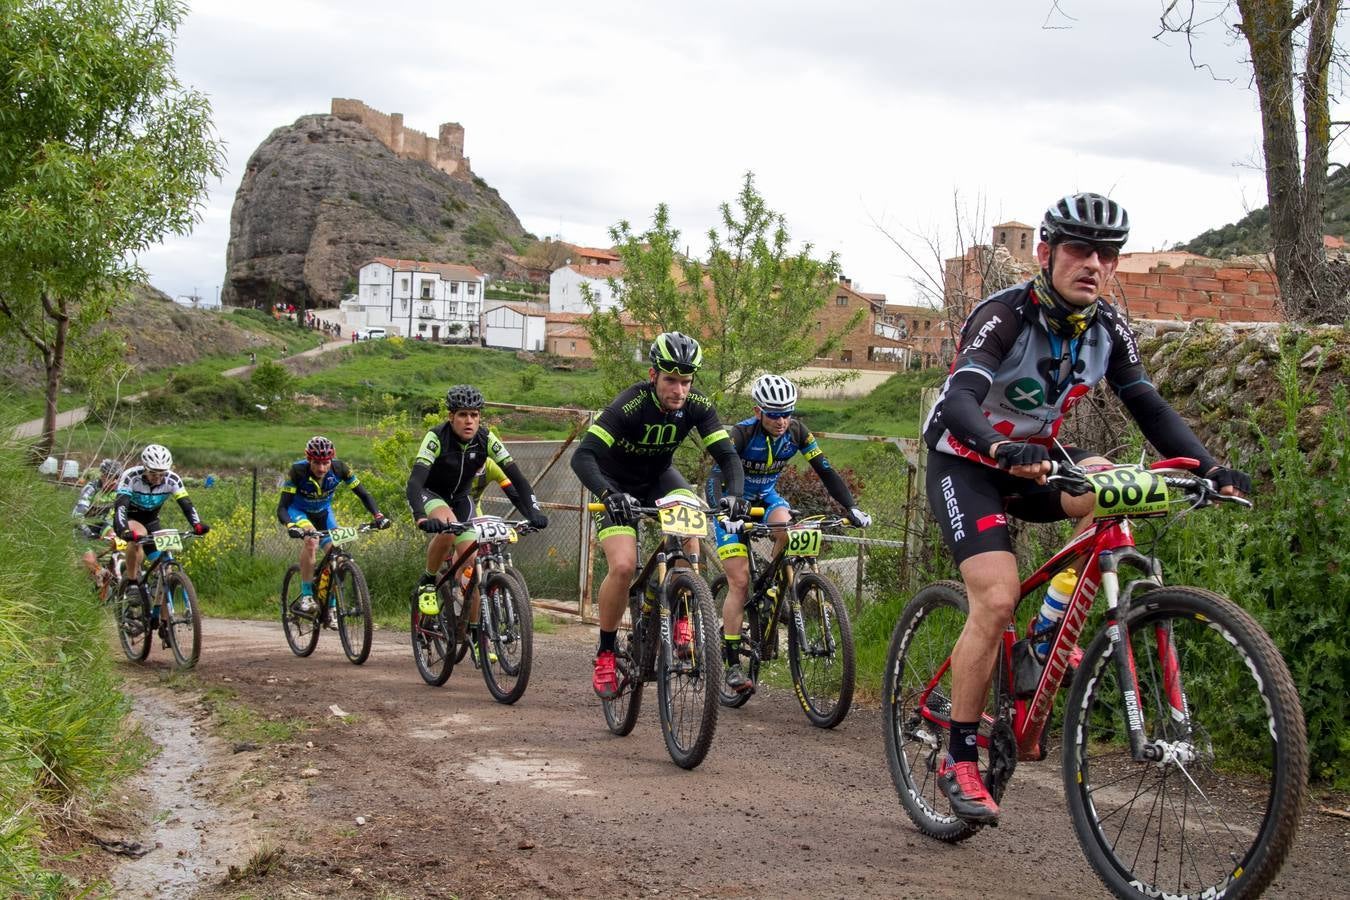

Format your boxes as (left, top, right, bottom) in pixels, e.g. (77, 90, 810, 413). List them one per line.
(1097, 552, 1193, 763)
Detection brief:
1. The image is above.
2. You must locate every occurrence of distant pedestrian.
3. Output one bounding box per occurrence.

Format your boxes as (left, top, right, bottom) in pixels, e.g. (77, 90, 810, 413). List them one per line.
(351, 330, 357, 344)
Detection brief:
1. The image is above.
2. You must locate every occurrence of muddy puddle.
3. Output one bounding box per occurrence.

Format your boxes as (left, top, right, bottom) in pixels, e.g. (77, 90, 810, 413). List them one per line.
(110, 691, 226, 897)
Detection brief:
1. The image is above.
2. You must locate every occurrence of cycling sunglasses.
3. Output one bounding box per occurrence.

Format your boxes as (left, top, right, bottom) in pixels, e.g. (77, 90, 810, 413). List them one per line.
(1058, 239, 1120, 264)
(653, 360, 697, 376)
(762, 410, 794, 419)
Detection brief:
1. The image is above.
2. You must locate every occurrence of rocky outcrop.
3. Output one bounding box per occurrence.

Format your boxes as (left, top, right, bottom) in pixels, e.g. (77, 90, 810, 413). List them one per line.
(221, 114, 527, 309)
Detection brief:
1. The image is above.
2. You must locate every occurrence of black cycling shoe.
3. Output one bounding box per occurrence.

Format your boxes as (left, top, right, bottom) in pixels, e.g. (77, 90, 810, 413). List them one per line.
(724, 663, 755, 695)
(158, 622, 172, 649)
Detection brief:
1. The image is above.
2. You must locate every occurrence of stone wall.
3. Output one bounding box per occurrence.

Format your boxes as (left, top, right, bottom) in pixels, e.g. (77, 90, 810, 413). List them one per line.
(330, 98, 471, 179)
(1108, 258, 1281, 323)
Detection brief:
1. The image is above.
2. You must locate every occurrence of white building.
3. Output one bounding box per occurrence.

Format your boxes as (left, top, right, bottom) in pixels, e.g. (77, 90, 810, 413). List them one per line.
(548, 263, 623, 314)
(355, 257, 486, 340)
(481, 302, 547, 351)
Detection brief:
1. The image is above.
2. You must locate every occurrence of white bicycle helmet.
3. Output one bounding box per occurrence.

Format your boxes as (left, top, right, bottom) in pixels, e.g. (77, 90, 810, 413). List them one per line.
(140, 443, 173, 471)
(751, 374, 798, 412)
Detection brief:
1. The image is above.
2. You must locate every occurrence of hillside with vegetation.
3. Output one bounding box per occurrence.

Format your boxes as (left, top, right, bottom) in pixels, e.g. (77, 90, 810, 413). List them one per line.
(1177, 168, 1350, 258)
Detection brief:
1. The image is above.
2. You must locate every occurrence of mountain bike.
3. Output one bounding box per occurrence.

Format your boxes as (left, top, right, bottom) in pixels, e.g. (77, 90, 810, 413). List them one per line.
(280, 522, 377, 665)
(709, 512, 855, 728)
(411, 517, 537, 702)
(113, 530, 202, 669)
(882, 458, 1308, 899)
(588, 495, 722, 769)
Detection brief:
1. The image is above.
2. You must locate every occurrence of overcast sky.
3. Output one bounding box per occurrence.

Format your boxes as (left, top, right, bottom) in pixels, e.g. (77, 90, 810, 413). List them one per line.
(141, 0, 1338, 306)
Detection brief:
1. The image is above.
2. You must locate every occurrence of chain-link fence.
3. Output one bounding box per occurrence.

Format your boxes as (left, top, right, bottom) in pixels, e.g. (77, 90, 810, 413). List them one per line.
(208, 403, 940, 622)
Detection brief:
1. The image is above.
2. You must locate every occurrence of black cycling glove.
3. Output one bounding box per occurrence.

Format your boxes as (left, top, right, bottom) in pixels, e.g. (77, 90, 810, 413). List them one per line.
(602, 491, 638, 525)
(995, 442, 1050, 470)
(717, 495, 749, 520)
(1205, 466, 1252, 494)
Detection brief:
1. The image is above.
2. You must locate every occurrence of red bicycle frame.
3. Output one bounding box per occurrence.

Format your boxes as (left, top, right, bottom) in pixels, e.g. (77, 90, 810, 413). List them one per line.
(916, 459, 1198, 764)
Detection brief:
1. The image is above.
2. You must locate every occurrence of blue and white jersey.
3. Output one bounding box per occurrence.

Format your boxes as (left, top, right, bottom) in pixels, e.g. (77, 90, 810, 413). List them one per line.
(714, 417, 824, 499)
(116, 466, 188, 513)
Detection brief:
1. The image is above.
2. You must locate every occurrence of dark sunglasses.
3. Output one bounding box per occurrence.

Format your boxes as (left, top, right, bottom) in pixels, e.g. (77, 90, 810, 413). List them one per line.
(654, 361, 697, 376)
(1059, 240, 1120, 263)
(763, 410, 794, 419)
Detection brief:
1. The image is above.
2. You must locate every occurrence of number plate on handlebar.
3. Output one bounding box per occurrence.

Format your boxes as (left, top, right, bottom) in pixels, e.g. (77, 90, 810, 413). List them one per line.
(1090, 468, 1171, 519)
(329, 525, 359, 545)
(471, 516, 512, 544)
(152, 531, 183, 552)
(655, 496, 708, 538)
(784, 524, 823, 557)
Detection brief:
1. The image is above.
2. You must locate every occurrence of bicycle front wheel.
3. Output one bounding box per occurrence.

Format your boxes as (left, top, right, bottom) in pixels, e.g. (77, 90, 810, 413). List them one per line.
(280, 565, 320, 657)
(1063, 586, 1308, 900)
(478, 570, 533, 704)
(882, 581, 992, 843)
(787, 571, 855, 728)
(602, 595, 644, 736)
(410, 586, 456, 687)
(333, 560, 373, 665)
(115, 580, 151, 662)
(163, 570, 201, 670)
(656, 570, 720, 769)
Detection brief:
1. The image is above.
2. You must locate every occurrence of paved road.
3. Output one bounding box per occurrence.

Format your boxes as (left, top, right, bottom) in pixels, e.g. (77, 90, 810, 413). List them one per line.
(11, 339, 350, 440)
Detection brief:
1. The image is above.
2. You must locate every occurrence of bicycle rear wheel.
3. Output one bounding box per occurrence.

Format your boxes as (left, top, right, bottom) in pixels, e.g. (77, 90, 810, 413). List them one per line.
(787, 571, 854, 728)
(410, 585, 456, 687)
(333, 560, 373, 665)
(478, 571, 533, 704)
(280, 565, 321, 657)
(163, 570, 201, 670)
(882, 581, 995, 843)
(709, 574, 759, 709)
(656, 570, 720, 769)
(602, 595, 644, 736)
(115, 580, 151, 662)
(1063, 586, 1307, 900)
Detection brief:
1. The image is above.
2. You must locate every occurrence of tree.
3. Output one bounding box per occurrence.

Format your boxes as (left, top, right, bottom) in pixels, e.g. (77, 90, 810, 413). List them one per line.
(582, 173, 857, 404)
(1125, 1, 1346, 322)
(0, 0, 224, 456)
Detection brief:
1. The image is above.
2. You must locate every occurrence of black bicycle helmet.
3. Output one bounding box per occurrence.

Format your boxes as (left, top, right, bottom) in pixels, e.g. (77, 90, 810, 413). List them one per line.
(1040, 192, 1130, 247)
(99, 458, 123, 479)
(305, 435, 335, 461)
(649, 331, 703, 375)
(446, 384, 485, 411)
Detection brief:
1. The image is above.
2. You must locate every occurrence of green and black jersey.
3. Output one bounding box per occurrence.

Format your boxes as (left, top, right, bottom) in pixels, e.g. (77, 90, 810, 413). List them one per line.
(572, 381, 744, 498)
(406, 423, 540, 521)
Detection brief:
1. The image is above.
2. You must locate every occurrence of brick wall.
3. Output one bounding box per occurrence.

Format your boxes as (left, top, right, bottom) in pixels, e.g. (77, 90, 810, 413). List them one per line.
(1107, 259, 1281, 323)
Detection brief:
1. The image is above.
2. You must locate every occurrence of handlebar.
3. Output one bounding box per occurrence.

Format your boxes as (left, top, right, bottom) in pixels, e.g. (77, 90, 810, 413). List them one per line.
(133, 530, 201, 548)
(418, 518, 540, 536)
(287, 521, 383, 539)
(1045, 461, 1253, 509)
(583, 502, 768, 518)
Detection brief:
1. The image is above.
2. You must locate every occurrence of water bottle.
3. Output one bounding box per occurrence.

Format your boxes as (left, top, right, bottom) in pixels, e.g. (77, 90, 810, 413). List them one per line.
(1031, 568, 1078, 661)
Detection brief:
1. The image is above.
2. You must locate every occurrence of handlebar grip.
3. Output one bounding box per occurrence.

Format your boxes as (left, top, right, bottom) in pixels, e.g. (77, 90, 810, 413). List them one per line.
(748, 506, 765, 518)
(586, 502, 604, 512)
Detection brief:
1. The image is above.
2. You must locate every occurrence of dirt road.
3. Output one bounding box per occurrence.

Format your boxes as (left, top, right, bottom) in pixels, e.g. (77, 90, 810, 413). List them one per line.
(110, 617, 1344, 898)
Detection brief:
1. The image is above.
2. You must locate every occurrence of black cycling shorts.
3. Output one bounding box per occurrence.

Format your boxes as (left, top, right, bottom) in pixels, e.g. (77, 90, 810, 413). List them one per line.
(592, 467, 695, 540)
(926, 447, 1095, 566)
(123, 507, 163, 536)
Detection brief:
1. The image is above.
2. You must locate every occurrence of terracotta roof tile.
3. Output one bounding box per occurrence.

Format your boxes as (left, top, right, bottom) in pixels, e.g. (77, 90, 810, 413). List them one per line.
(565, 263, 625, 278)
(368, 257, 486, 281)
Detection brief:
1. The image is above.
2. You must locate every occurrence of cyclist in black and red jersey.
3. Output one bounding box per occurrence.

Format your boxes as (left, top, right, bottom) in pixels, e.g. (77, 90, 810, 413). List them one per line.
(923, 192, 1250, 824)
(571, 332, 746, 699)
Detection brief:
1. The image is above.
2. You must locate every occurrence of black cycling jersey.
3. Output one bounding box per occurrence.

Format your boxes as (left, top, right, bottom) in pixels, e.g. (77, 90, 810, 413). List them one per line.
(405, 423, 541, 521)
(923, 280, 1215, 471)
(571, 380, 744, 498)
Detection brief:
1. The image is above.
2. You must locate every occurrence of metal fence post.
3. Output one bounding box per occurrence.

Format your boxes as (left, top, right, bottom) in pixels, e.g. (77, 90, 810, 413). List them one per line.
(249, 465, 257, 557)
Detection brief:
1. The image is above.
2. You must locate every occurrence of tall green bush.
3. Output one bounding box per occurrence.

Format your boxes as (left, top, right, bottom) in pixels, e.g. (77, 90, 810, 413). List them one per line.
(0, 443, 146, 893)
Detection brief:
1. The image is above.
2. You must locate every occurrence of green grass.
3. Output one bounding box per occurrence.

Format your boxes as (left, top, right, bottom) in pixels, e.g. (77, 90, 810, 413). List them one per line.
(0, 447, 150, 895)
(794, 367, 943, 437)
